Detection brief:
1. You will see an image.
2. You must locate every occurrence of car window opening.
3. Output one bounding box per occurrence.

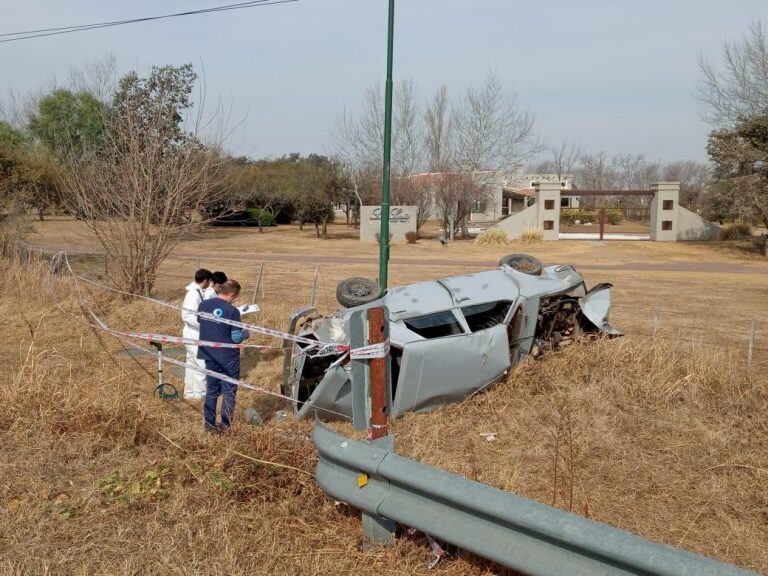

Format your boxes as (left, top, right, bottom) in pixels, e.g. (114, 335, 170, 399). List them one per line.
(404, 310, 464, 339)
(461, 301, 513, 332)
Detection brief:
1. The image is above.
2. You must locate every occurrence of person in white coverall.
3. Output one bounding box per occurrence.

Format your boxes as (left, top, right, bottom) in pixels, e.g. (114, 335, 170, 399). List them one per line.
(203, 270, 227, 300)
(182, 269, 213, 399)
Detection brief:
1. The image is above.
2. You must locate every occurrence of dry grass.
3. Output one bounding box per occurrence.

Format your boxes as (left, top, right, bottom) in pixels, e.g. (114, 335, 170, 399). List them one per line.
(474, 228, 509, 246)
(519, 227, 544, 244)
(2, 228, 768, 573)
(392, 337, 768, 572)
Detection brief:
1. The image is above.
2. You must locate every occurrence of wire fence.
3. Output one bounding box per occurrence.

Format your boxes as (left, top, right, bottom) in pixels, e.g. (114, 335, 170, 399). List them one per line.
(28, 244, 768, 371)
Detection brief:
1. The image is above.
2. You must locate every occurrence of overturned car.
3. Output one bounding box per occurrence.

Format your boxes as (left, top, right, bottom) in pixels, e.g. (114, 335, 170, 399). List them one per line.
(281, 254, 620, 421)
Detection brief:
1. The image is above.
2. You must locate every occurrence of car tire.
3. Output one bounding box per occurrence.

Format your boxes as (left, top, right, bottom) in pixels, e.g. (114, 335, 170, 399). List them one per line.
(499, 253, 543, 275)
(336, 277, 381, 308)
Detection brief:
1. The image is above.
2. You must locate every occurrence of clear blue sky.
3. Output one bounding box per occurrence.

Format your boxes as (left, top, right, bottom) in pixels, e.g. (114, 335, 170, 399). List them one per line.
(2, 0, 767, 163)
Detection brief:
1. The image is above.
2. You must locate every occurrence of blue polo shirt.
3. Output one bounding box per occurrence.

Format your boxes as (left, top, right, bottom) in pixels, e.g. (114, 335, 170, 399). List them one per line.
(197, 297, 244, 369)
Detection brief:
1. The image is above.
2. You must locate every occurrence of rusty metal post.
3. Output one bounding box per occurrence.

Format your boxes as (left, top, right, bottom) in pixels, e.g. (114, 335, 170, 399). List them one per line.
(599, 208, 606, 240)
(367, 307, 388, 439)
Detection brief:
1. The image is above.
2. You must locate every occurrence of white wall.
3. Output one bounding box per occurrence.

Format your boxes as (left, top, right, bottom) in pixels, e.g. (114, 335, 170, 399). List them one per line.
(677, 207, 722, 241)
(491, 204, 539, 240)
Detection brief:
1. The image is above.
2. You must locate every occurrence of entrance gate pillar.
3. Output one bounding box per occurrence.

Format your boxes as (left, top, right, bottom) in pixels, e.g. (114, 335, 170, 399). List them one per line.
(535, 182, 561, 241)
(650, 182, 680, 241)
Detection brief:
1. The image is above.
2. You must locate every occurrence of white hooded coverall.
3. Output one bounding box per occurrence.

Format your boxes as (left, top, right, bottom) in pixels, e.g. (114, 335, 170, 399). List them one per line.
(203, 284, 217, 300)
(182, 282, 207, 399)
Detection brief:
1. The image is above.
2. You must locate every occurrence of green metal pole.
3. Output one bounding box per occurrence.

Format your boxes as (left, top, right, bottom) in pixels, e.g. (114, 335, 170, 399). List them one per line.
(378, 0, 395, 294)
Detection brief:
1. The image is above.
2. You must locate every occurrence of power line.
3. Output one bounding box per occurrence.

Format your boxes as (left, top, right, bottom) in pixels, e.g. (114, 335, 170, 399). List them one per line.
(0, 0, 298, 44)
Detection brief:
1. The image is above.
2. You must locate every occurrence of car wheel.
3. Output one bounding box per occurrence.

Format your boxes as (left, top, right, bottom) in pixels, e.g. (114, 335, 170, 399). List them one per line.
(499, 253, 543, 275)
(336, 277, 381, 308)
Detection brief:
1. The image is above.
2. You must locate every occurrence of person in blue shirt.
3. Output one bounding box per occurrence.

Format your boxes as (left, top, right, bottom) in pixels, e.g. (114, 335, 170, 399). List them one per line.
(197, 279, 249, 431)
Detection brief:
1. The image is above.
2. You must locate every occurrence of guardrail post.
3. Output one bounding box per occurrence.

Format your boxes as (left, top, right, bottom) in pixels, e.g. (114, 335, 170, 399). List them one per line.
(348, 309, 369, 431)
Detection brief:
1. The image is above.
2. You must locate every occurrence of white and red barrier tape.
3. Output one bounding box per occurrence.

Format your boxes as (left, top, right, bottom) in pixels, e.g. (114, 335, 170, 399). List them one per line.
(111, 331, 353, 421)
(88, 311, 279, 351)
(53, 251, 388, 368)
(54, 252, 350, 354)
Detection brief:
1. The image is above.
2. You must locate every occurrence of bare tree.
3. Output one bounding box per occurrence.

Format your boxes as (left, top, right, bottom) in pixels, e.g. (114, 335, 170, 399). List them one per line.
(63, 64, 231, 295)
(661, 160, 711, 208)
(451, 71, 536, 172)
(425, 85, 452, 171)
(391, 174, 432, 233)
(574, 151, 617, 190)
(433, 172, 491, 240)
(393, 77, 423, 178)
(533, 140, 581, 182)
(67, 54, 118, 103)
(697, 21, 768, 128)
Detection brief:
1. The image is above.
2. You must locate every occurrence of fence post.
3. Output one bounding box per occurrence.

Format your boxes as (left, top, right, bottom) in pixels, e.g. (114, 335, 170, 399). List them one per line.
(652, 305, 661, 335)
(310, 266, 320, 307)
(251, 263, 264, 303)
(367, 307, 389, 440)
(748, 318, 756, 371)
(361, 306, 395, 545)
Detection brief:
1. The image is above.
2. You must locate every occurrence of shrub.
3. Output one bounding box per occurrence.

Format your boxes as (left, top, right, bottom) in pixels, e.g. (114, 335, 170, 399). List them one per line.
(405, 231, 418, 244)
(474, 228, 509, 246)
(561, 209, 597, 225)
(245, 208, 276, 227)
(605, 208, 624, 225)
(520, 227, 544, 244)
(720, 222, 753, 240)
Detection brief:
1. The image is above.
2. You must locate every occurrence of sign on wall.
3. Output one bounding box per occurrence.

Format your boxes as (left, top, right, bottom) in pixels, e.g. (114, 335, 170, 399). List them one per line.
(360, 205, 417, 242)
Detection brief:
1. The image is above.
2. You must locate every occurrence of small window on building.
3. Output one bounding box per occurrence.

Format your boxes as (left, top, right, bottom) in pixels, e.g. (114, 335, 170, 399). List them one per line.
(560, 197, 570, 208)
(461, 301, 512, 332)
(662, 220, 673, 231)
(561, 181, 567, 188)
(544, 199, 555, 210)
(543, 220, 554, 230)
(663, 199, 674, 210)
(472, 200, 487, 213)
(404, 310, 464, 339)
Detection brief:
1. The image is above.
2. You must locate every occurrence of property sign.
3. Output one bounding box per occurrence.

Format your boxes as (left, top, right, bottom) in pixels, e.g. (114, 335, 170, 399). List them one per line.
(360, 205, 417, 242)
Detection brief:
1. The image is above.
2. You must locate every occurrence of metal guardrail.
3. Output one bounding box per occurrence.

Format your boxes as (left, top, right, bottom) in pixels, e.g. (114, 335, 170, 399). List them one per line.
(313, 424, 756, 576)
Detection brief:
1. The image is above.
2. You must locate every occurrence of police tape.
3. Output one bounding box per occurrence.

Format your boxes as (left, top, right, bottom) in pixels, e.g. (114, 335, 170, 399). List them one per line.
(54, 252, 345, 353)
(88, 311, 278, 351)
(348, 339, 389, 359)
(111, 331, 353, 421)
(87, 309, 351, 358)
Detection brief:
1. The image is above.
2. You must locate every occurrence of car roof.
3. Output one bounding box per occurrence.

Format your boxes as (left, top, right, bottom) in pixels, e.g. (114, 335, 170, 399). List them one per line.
(352, 266, 584, 323)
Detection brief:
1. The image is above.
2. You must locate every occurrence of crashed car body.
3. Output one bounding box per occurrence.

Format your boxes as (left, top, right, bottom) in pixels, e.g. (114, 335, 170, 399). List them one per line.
(282, 263, 619, 421)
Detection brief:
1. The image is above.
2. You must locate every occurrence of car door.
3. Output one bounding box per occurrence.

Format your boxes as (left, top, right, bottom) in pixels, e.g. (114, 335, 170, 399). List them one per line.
(392, 310, 510, 416)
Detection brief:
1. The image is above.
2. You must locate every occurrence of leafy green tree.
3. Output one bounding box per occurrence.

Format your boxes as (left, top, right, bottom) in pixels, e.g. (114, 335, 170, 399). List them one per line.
(112, 63, 196, 148)
(0, 121, 25, 149)
(0, 121, 59, 220)
(28, 89, 106, 159)
(707, 115, 768, 228)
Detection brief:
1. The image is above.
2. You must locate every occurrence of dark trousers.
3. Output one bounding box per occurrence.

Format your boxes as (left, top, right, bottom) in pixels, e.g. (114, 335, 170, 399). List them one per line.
(204, 361, 239, 430)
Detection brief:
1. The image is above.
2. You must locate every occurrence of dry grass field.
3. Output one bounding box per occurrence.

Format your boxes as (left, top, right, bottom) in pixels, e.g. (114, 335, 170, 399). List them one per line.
(2, 217, 767, 574)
